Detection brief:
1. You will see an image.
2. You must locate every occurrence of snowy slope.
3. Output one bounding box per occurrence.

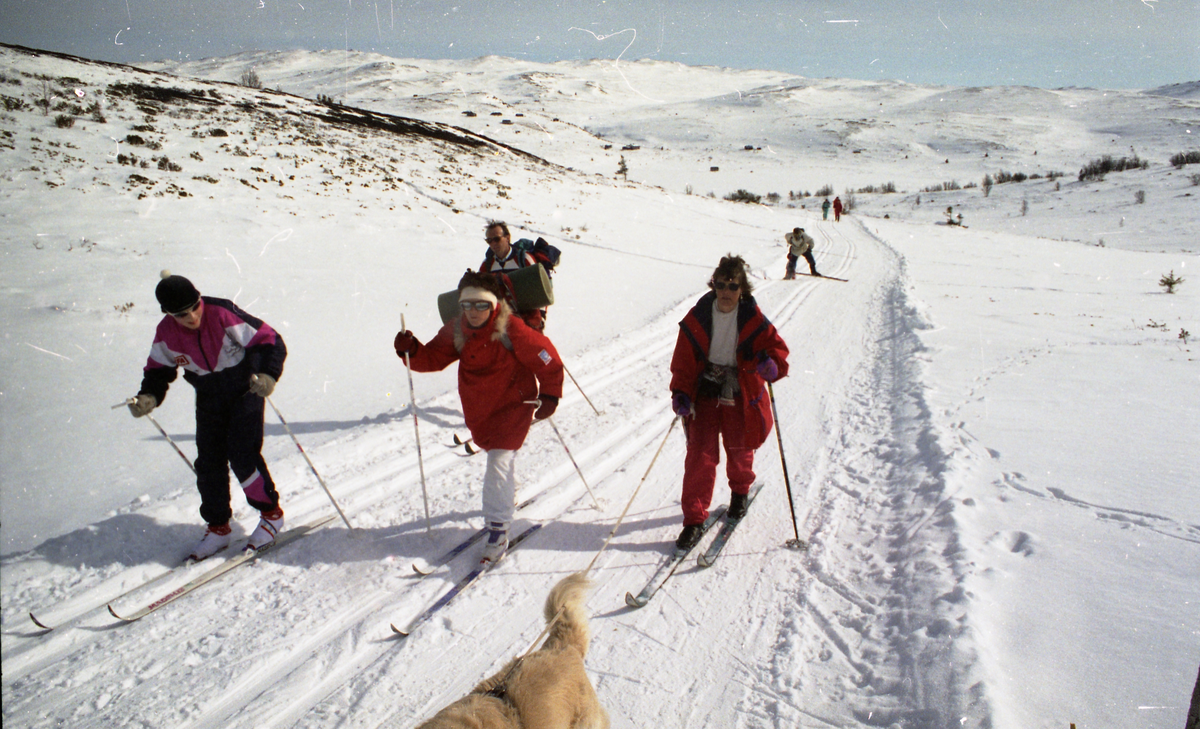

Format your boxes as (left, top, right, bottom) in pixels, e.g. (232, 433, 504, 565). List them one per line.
(2, 44, 1198, 729)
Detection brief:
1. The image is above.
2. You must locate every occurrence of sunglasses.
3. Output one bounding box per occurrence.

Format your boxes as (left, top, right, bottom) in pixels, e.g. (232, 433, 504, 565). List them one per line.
(170, 300, 201, 318)
(485, 235, 505, 244)
(460, 300, 494, 312)
(712, 281, 741, 292)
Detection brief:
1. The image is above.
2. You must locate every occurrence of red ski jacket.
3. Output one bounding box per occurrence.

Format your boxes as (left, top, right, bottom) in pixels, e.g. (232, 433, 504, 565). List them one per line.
(669, 292, 789, 450)
(407, 302, 563, 451)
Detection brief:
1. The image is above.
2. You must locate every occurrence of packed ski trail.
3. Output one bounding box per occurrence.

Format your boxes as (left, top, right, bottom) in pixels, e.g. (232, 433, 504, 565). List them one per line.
(1, 217, 979, 727)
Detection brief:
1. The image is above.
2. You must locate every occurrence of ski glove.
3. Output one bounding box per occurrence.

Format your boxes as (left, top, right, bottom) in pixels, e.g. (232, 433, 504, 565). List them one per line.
(128, 394, 157, 418)
(534, 395, 558, 420)
(756, 356, 779, 382)
(672, 391, 693, 417)
(248, 373, 276, 398)
(394, 330, 418, 357)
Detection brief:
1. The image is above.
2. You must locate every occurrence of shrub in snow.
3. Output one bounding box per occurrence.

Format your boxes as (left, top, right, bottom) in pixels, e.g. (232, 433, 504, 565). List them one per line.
(1168, 151, 1200, 168)
(1135, 190, 1146, 204)
(1079, 154, 1148, 182)
(53, 113, 74, 128)
(241, 69, 263, 89)
(725, 189, 761, 204)
(1159, 270, 1184, 294)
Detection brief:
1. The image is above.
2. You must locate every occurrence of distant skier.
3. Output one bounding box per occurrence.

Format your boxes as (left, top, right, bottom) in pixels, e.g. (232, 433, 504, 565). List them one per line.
(127, 273, 288, 560)
(669, 255, 789, 551)
(783, 227, 819, 279)
(832, 196, 843, 222)
(821, 198, 831, 220)
(394, 270, 564, 564)
(478, 220, 560, 332)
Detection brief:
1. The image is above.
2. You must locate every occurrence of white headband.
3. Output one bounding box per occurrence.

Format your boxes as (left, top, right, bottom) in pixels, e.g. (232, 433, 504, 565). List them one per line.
(459, 286, 499, 305)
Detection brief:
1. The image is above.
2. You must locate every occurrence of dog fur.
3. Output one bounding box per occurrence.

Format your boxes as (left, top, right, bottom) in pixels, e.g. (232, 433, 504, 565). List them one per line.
(415, 572, 609, 729)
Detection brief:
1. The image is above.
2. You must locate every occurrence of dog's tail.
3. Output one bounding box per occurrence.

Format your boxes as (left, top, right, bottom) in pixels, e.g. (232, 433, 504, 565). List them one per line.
(541, 571, 592, 657)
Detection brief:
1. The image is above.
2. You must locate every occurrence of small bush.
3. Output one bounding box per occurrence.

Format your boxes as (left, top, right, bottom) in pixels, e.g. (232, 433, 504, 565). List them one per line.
(1188, 173, 1200, 186)
(125, 134, 146, 145)
(1, 94, 27, 111)
(54, 113, 74, 128)
(241, 69, 263, 89)
(156, 156, 181, 172)
(1134, 190, 1146, 204)
(725, 189, 761, 204)
(1168, 151, 1200, 168)
(1159, 270, 1184, 294)
(815, 184, 834, 197)
(1079, 154, 1148, 182)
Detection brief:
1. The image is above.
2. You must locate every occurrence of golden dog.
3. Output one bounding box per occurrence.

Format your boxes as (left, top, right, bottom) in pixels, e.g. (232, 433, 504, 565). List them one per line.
(415, 572, 610, 729)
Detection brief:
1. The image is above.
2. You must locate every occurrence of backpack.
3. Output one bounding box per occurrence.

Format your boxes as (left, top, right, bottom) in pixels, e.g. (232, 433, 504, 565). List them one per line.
(520, 237, 561, 273)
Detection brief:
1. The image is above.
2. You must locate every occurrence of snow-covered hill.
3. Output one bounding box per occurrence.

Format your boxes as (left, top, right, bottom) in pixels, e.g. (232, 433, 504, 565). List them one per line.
(2, 44, 1197, 729)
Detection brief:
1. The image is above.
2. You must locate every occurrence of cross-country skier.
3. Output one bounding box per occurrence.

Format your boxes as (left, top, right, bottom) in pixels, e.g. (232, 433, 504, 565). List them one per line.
(394, 270, 564, 563)
(783, 227, 819, 279)
(669, 255, 789, 551)
(832, 196, 843, 222)
(478, 220, 559, 332)
(127, 273, 288, 560)
(821, 197, 831, 220)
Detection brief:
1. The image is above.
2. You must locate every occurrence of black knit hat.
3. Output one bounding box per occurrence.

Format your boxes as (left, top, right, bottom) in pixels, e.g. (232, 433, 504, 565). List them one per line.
(155, 272, 201, 315)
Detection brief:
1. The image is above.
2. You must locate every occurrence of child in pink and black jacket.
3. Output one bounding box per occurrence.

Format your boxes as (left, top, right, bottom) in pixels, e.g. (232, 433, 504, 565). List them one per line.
(127, 273, 287, 561)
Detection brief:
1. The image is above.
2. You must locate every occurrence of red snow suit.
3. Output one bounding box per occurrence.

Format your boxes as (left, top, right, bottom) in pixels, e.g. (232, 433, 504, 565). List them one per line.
(407, 302, 563, 451)
(670, 292, 789, 451)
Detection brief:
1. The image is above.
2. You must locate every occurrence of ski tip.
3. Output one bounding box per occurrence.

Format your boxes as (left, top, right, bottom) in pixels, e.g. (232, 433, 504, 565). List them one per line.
(697, 555, 713, 569)
(411, 563, 434, 577)
(107, 604, 132, 622)
(390, 623, 411, 637)
(624, 592, 647, 609)
(28, 611, 52, 630)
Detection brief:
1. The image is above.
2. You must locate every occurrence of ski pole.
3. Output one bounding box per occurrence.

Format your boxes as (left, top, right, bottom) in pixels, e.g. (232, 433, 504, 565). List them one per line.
(261, 391, 354, 532)
(767, 382, 806, 549)
(583, 415, 679, 575)
(546, 417, 602, 510)
(115, 399, 196, 474)
(562, 362, 602, 417)
(401, 314, 433, 535)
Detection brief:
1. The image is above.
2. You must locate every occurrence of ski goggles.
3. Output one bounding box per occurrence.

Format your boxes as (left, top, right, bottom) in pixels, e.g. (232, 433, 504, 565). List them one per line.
(460, 300, 494, 312)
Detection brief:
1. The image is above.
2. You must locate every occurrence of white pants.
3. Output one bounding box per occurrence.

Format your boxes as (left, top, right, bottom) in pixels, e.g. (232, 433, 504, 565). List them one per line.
(482, 449, 517, 526)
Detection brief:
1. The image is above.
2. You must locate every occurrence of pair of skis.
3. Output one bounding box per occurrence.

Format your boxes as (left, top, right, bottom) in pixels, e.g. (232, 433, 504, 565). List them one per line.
(27, 514, 338, 629)
(391, 523, 543, 637)
(625, 484, 767, 608)
(106, 514, 338, 622)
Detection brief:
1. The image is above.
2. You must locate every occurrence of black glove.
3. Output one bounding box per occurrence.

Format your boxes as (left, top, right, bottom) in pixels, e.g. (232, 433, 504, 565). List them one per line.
(672, 391, 693, 417)
(394, 330, 418, 357)
(534, 395, 558, 420)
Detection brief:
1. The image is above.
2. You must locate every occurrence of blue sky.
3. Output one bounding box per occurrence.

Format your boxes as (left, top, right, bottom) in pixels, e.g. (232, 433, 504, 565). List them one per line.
(1, 0, 1196, 88)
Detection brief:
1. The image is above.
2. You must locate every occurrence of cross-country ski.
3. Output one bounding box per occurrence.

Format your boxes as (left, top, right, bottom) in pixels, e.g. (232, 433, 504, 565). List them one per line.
(107, 515, 338, 622)
(391, 523, 543, 637)
(697, 483, 766, 568)
(624, 508, 726, 609)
